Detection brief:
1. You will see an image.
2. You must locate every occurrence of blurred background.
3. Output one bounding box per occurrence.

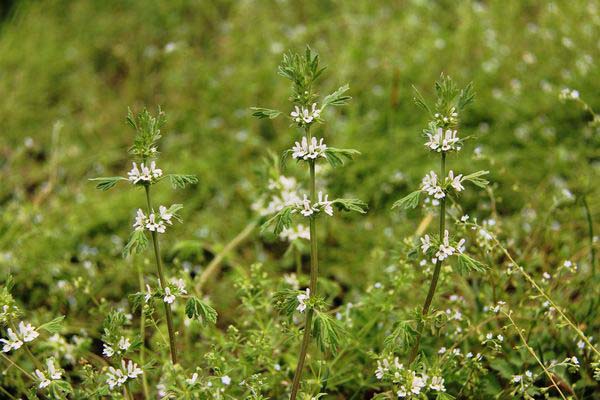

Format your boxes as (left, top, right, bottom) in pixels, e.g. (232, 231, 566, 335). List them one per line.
(0, 0, 598, 342)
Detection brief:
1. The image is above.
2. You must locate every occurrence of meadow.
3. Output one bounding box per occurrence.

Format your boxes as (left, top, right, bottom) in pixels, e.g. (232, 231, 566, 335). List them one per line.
(0, 1, 598, 398)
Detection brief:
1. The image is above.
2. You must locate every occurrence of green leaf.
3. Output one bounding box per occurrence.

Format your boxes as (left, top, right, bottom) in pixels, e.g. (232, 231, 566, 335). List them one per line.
(412, 85, 432, 115)
(261, 206, 294, 234)
(250, 107, 282, 120)
(122, 229, 149, 257)
(38, 316, 65, 334)
(273, 289, 301, 318)
(89, 177, 127, 191)
(457, 81, 475, 111)
(462, 170, 489, 188)
(185, 297, 217, 325)
(167, 174, 198, 189)
(384, 320, 416, 351)
(392, 190, 421, 210)
(322, 84, 351, 107)
(312, 310, 346, 353)
(456, 253, 487, 273)
(332, 198, 368, 214)
(324, 148, 361, 168)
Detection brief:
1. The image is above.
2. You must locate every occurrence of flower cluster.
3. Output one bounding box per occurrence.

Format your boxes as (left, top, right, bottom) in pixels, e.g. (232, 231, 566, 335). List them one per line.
(102, 336, 131, 358)
(280, 224, 310, 242)
(433, 107, 459, 126)
(34, 358, 62, 389)
(133, 206, 174, 233)
(559, 88, 580, 101)
(127, 161, 163, 184)
(292, 192, 333, 217)
(291, 136, 327, 160)
(421, 170, 465, 199)
(424, 127, 461, 152)
(420, 230, 465, 263)
(1, 321, 38, 353)
(374, 357, 446, 398)
(296, 288, 310, 313)
(252, 175, 301, 217)
(290, 103, 321, 125)
(106, 360, 143, 390)
(163, 278, 187, 304)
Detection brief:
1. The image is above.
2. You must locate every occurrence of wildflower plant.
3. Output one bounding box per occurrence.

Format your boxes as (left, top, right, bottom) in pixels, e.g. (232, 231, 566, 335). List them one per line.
(91, 108, 217, 368)
(393, 75, 489, 364)
(252, 47, 367, 399)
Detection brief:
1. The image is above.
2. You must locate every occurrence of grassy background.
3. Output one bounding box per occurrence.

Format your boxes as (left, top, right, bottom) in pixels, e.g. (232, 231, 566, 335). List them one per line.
(0, 0, 598, 396)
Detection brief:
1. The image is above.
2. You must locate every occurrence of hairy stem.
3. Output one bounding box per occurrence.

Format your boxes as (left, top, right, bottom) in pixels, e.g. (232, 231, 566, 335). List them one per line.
(144, 185, 178, 364)
(290, 158, 319, 400)
(408, 152, 446, 364)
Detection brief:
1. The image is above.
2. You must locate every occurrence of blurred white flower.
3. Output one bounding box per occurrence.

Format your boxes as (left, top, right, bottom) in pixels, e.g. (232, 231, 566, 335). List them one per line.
(297, 288, 310, 313)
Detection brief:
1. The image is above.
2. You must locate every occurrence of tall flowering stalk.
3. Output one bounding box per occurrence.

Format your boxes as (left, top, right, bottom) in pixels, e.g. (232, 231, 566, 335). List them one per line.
(91, 108, 216, 367)
(393, 76, 488, 364)
(252, 47, 367, 399)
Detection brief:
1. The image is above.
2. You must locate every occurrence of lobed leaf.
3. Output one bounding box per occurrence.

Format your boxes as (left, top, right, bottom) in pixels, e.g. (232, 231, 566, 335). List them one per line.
(392, 190, 421, 210)
(324, 147, 361, 168)
(261, 206, 294, 234)
(456, 253, 487, 273)
(384, 320, 417, 351)
(185, 296, 218, 325)
(38, 316, 65, 334)
(273, 289, 301, 318)
(322, 84, 351, 108)
(462, 170, 489, 188)
(89, 176, 127, 191)
(332, 198, 368, 214)
(250, 107, 282, 120)
(311, 310, 346, 353)
(122, 229, 149, 257)
(167, 174, 198, 189)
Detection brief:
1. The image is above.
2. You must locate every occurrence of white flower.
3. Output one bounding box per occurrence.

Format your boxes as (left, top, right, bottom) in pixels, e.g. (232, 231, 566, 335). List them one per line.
(513, 374, 522, 383)
(1, 328, 23, 353)
(128, 161, 163, 184)
(457, 238, 466, 253)
(187, 372, 199, 385)
(420, 235, 432, 253)
(317, 191, 333, 216)
(421, 171, 445, 199)
(291, 136, 327, 160)
(124, 360, 143, 378)
(106, 367, 127, 390)
(133, 209, 147, 231)
(410, 372, 426, 394)
(461, 214, 470, 222)
(221, 375, 231, 385)
(438, 347, 447, 354)
(571, 356, 579, 365)
(163, 287, 176, 304)
(35, 358, 62, 389)
(375, 359, 389, 380)
(290, 103, 321, 125)
(296, 194, 317, 217)
(102, 343, 114, 357)
(296, 288, 310, 313)
(435, 230, 455, 261)
(425, 127, 461, 152)
(429, 376, 446, 392)
(173, 278, 187, 295)
(118, 336, 131, 351)
(128, 162, 142, 183)
(146, 213, 166, 233)
(159, 206, 173, 225)
(19, 322, 39, 343)
(446, 170, 464, 192)
(144, 284, 152, 303)
(280, 224, 311, 241)
(525, 370, 533, 379)
(577, 340, 585, 349)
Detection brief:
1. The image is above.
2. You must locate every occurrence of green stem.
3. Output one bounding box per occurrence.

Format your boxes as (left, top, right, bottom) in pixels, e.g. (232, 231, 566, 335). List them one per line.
(582, 195, 596, 276)
(290, 158, 319, 400)
(144, 185, 178, 364)
(408, 152, 446, 364)
(295, 246, 302, 276)
(137, 263, 150, 399)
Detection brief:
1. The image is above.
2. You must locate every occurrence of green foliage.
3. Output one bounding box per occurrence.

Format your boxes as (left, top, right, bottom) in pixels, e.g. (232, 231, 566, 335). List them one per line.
(185, 297, 218, 325)
(273, 289, 302, 317)
(324, 147, 361, 168)
(122, 229, 149, 257)
(462, 170, 490, 188)
(311, 310, 346, 353)
(261, 206, 293, 234)
(384, 320, 416, 351)
(38, 315, 65, 334)
(456, 253, 487, 273)
(167, 174, 198, 189)
(250, 107, 282, 119)
(89, 176, 127, 191)
(127, 107, 165, 158)
(392, 190, 421, 210)
(278, 46, 325, 105)
(322, 84, 351, 108)
(332, 198, 368, 214)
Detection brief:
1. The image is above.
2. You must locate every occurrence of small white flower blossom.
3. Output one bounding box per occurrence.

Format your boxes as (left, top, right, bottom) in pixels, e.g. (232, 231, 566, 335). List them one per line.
(461, 214, 470, 222)
(187, 372, 199, 385)
(118, 336, 131, 351)
(290, 103, 321, 125)
(446, 170, 464, 192)
(1, 328, 23, 353)
(144, 284, 153, 303)
(128, 161, 162, 184)
(296, 288, 310, 313)
(163, 287, 176, 304)
(35, 358, 62, 389)
(102, 343, 114, 357)
(133, 209, 147, 231)
(291, 136, 327, 160)
(146, 213, 166, 233)
(422, 171, 445, 199)
(425, 127, 461, 152)
(420, 234, 432, 253)
(435, 230, 455, 261)
(317, 191, 333, 216)
(221, 375, 231, 385)
(410, 372, 427, 394)
(429, 376, 446, 392)
(19, 322, 39, 343)
(159, 206, 173, 225)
